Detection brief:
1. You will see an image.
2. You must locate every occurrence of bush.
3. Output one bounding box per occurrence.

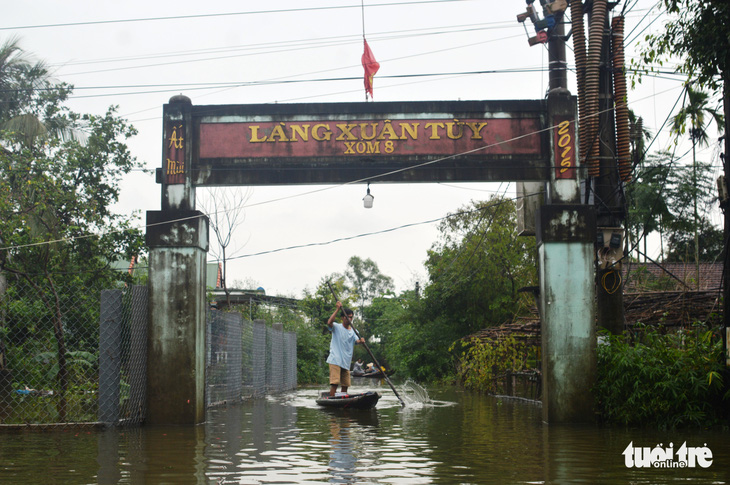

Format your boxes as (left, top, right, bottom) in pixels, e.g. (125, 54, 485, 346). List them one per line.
(294, 323, 329, 385)
(594, 325, 729, 428)
(453, 336, 539, 393)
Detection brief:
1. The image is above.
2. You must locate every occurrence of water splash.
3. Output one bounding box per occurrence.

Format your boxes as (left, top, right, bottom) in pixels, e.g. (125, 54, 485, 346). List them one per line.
(399, 379, 430, 406)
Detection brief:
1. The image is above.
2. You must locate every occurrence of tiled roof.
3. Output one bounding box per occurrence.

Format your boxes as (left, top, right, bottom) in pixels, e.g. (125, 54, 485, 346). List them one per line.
(622, 262, 723, 292)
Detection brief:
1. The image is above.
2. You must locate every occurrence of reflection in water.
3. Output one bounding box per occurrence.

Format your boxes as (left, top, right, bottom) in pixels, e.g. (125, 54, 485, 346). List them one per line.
(328, 414, 355, 484)
(325, 410, 372, 483)
(1, 387, 729, 484)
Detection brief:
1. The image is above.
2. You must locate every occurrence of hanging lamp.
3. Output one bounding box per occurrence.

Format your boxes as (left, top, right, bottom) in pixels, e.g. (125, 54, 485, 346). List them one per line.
(363, 183, 374, 209)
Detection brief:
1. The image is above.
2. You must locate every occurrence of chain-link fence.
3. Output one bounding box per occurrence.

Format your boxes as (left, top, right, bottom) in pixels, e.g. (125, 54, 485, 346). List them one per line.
(1, 278, 297, 429)
(0, 278, 147, 427)
(99, 287, 148, 427)
(206, 311, 297, 407)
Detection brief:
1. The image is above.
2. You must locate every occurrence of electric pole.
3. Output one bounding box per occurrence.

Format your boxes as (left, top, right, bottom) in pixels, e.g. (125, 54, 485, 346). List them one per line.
(593, 3, 626, 335)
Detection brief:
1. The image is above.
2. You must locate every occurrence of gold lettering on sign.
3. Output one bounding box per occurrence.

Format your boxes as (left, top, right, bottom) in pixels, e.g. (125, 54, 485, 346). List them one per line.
(400, 122, 419, 140)
(312, 124, 332, 141)
(553, 118, 576, 179)
(242, 119, 492, 155)
(290, 124, 310, 142)
(360, 123, 378, 140)
(557, 120, 572, 174)
(446, 119, 463, 140)
(268, 123, 289, 142)
(249, 125, 267, 143)
(167, 158, 184, 174)
(424, 122, 445, 139)
(169, 124, 184, 149)
(166, 123, 185, 184)
(377, 120, 399, 140)
(345, 140, 382, 154)
(336, 123, 358, 141)
(465, 121, 489, 140)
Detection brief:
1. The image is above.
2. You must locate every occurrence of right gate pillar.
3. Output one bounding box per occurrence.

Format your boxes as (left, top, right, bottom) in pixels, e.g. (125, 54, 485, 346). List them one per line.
(538, 205, 596, 423)
(538, 91, 596, 423)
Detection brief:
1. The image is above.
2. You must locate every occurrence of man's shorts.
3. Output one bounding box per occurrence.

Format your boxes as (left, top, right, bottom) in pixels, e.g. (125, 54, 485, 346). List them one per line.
(329, 364, 351, 387)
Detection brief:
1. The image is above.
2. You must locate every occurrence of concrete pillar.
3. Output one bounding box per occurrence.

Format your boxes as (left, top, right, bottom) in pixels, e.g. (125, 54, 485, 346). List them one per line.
(534, 91, 597, 423)
(145, 210, 208, 425)
(99, 289, 122, 425)
(160, 95, 195, 211)
(538, 205, 596, 423)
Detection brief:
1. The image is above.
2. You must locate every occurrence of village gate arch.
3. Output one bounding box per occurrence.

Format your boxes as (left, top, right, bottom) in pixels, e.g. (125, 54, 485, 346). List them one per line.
(146, 93, 595, 425)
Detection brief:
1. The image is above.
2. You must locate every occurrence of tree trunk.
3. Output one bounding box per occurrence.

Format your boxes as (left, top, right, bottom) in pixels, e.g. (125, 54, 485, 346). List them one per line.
(48, 279, 68, 422)
(692, 140, 699, 289)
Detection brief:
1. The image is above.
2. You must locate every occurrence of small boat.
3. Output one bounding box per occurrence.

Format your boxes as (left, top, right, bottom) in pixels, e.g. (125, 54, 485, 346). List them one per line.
(315, 391, 381, 409)
(351, 369, 396, 379)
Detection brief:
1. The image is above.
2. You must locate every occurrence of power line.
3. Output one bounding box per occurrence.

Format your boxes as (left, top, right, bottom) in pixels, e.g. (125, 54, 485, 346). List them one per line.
(50, 21, 515, 70)
(56, 31, 522, 78)
(213, 188, 526, 264)
(1, 0, 472, 31)
(0, 66, 683, 102)
(0, 68, 545, 101)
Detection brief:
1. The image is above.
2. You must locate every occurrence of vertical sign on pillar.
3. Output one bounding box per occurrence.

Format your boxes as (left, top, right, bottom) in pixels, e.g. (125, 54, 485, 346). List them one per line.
(554, 116, 576, 179)
(165, 120, 186, 185)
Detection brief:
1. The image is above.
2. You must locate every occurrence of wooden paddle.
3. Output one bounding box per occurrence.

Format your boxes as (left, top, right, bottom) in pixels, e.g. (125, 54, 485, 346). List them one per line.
(327, 281, 406, 407)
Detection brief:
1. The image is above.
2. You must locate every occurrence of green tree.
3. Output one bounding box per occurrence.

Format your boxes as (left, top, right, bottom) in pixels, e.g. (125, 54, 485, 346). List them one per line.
(638, 0, 730, 319)
(625, 150, 672, 262)
(670, 85, 724, 278)
(0, 37, 77, 147)
(0, 39, 144, 418)
(383, 196, 537, 381)
(627, 148, 722, 266)
(637, 0, 729, 153)
(663, 158, 722, 265)
(625, 110, 666, 261)
(344, 255, 394, 340)
(640, 0, 729, 94)
(300, 275, 355, 330)
(359, 291, 406, 369)
(424, 196, 536, 335)
(345, 256, 394, 308)
(665, 218, 723, 264)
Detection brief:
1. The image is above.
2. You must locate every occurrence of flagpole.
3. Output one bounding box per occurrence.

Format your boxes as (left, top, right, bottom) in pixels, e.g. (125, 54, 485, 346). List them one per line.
(362, 0, 367, 101)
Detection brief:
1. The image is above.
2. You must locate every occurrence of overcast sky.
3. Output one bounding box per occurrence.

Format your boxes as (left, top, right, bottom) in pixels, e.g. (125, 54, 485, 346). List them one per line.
(4, 0, 716, 298)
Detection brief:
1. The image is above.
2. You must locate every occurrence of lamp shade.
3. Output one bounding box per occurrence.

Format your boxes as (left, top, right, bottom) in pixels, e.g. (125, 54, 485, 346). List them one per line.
(363, 183, 374, 208)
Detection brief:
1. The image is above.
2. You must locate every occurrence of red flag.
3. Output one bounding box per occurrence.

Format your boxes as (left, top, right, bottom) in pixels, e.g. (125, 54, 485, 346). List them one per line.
(361, 39, 380, 99)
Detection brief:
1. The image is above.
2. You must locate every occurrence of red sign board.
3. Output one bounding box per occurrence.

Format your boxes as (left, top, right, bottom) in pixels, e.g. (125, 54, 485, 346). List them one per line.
(181, 100, 553, 185)
(200, 118, 542, 160)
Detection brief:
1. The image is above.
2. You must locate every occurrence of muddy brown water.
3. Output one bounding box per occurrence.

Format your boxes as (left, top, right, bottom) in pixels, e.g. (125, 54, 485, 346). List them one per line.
(1, 384, 728, 484)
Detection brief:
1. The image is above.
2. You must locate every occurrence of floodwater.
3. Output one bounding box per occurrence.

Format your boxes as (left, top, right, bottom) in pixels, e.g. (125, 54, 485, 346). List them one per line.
(1, 382, 729, 484)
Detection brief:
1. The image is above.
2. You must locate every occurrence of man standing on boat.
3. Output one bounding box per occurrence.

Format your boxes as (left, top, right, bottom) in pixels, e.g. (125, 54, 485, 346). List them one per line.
(326, 301, 365, 397)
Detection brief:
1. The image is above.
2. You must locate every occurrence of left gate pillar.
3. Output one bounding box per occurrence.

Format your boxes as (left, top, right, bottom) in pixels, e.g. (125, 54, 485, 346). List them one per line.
(145, 95, 209, 425)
